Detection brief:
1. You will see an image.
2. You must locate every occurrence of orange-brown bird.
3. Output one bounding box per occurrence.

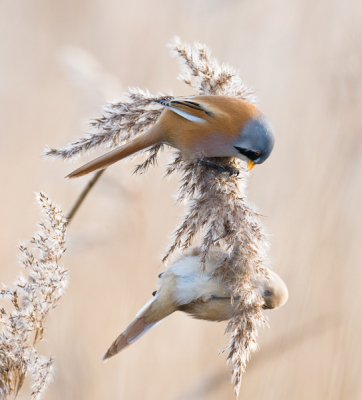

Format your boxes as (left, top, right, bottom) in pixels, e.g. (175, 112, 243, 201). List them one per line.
(101, 247, 288, 361)
(67, 95, 275, 178)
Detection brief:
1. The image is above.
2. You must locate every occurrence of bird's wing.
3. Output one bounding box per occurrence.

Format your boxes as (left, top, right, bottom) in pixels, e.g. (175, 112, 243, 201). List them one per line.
(154, 97, 214, 123)
(101, 298, 160, 361)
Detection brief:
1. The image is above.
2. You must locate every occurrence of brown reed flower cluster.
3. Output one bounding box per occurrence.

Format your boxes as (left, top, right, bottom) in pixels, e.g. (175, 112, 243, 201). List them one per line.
(164, 155, 269, 393)
(44, 38, 271, 395)
(0, 192, 68, 400)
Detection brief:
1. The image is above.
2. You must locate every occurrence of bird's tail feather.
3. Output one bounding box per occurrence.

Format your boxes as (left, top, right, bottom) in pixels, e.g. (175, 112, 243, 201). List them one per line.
(67, 125, 162, 178)
(101, 298, 160, 362)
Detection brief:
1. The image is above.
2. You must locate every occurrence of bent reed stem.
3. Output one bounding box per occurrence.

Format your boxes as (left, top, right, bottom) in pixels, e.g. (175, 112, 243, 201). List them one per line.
(65, 169, 105, 225)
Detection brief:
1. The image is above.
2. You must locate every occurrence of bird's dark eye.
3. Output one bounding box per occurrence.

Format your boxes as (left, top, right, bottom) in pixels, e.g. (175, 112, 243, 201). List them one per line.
(265, 289, 273, 296)
(234, 147, 261, 161)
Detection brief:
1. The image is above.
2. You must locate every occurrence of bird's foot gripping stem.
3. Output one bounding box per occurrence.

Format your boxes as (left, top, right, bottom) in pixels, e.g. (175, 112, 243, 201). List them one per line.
(196, 160, 239, 176)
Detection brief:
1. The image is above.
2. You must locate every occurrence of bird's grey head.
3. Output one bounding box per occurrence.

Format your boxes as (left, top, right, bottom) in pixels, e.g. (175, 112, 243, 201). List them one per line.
(234, 115, 275, 167)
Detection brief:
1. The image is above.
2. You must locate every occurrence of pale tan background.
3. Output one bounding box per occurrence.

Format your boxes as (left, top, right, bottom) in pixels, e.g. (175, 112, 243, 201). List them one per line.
(1, 0, 361, 399)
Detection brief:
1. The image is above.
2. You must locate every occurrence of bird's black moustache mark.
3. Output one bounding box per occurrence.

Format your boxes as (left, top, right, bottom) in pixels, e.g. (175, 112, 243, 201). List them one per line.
(234, 146, 260, 161)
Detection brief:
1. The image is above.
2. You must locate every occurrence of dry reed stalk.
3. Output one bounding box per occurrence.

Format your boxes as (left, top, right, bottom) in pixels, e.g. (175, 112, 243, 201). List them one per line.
(0, 193, 68, 400)
(44, 38, 272, 395)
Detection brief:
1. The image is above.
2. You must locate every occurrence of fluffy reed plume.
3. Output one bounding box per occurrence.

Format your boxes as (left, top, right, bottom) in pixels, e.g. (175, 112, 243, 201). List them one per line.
(43, 38, 256, 162)
(0, 192, 68, 400)
(44, 38, 271, 395)
(164, 155, 269, 393)
(43, 89, 165, 161)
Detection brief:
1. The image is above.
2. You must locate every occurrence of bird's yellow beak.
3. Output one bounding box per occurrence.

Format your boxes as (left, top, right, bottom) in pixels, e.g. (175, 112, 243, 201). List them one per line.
(247, 160, 255, 171)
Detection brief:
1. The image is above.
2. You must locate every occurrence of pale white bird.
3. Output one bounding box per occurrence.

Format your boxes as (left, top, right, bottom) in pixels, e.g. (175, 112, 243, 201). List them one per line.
(101, 247, 288, 361)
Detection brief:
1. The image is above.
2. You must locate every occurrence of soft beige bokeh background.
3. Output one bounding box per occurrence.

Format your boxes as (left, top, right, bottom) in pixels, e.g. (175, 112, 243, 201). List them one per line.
(1, 0, 361, 399)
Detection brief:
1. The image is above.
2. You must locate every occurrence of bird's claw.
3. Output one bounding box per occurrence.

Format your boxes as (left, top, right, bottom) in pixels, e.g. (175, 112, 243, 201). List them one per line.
(196, 160, 239, 176)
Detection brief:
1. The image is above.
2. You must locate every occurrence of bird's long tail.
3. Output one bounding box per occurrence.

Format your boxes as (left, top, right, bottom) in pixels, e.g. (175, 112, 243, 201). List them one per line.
(67, 124, 162, 178)
(101, 298, 160, 362)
